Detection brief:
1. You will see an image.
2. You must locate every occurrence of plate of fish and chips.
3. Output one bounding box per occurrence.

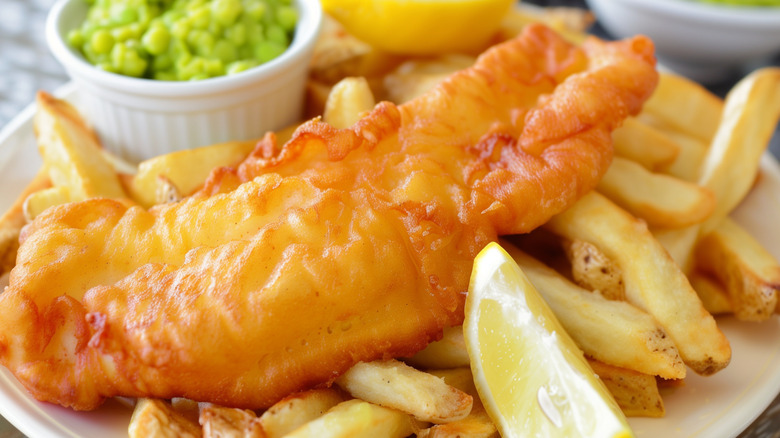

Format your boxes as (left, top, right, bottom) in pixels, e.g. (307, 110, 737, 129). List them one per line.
(1, 6, 780, 438)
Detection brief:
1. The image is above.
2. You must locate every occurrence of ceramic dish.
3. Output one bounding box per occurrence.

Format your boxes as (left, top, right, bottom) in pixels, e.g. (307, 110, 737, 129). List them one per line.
(0, 85, 779, 437)
(46, 0, 323, 163)
(585, 0, 780, 83)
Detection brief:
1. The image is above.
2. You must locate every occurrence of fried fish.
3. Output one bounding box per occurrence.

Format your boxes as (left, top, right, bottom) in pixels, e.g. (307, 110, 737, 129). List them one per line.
(0, 24, 658, 410)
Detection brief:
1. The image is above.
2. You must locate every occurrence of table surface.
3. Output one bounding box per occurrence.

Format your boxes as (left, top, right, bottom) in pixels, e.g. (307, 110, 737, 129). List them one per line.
(0, 0, 778, 437)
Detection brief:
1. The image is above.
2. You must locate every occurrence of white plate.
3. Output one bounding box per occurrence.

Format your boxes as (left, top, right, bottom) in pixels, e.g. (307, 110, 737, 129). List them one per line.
(0, 85, 778, 438)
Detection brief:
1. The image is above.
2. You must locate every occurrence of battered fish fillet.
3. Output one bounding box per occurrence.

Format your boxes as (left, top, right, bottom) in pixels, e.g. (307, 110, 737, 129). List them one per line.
(0, 24, 657, 410)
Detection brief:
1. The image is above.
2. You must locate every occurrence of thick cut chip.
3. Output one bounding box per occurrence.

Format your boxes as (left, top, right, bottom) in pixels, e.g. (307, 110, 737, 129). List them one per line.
(694, 217, 780, 321)
(562, 238, 626, 301)
(323, 76, 376, 129)
(282, 399, 416, 438)
(504, 243, 684, 380)
(200, 404, 264, 438)
(698, 68, 780, 229)
(545, 192, 731, 376)
(33, 92, 126, 202)
(335, 359, 473, 424)
(406, 326, 471, 370)
(586, 359, 664, 418)
(128, 398, 201, 438)
(597, 157, 715, 228)
(611, 118, 679, 171)
(128, 139, 256, 208)
(259, 388, 346, 438)
(641, 72, 723, 143)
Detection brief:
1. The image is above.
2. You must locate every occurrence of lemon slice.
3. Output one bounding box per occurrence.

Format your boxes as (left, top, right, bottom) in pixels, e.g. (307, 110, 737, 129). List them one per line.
(464, 242, 634, 438)
(320, 0, 515, 55)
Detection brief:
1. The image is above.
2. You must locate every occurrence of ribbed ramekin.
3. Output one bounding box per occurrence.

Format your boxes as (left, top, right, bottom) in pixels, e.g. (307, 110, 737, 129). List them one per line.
(46, 0, 322, 163)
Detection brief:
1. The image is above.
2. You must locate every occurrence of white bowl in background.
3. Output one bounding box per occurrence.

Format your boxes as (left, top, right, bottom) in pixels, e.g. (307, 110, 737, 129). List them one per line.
(585, 0, 780, 83)
(46, 0, 322, 163)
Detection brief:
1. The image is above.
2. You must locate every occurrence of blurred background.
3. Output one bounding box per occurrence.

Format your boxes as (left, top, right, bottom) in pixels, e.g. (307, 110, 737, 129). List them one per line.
(3, 0, 777, 150)
(0, 0, 64, 125)
(0, 0, 778, 437)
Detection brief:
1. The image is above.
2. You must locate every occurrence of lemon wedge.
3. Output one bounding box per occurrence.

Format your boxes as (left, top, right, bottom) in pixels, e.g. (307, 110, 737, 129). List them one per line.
(464, 242, 635, 438)
(320, 0, 515, 55)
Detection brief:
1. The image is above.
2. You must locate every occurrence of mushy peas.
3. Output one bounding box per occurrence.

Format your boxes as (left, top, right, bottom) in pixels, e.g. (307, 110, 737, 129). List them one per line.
(68, 0, 298, 80)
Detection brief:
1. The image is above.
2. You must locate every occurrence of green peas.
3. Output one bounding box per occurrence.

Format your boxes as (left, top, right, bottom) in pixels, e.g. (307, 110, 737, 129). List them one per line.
(90, 29, 115, 54)
(213, 39, 238, 63)
(226, 59, 256, 75)
(276, 6, 297, 32)
(188, 6, 211, 29)
(111, 42, 148, 77)
(111, 23, 142, 42)
(152, 52, 173, 71)
(254, 40, 285, 63)
(265, 24, 287, 46)
(204, 58, 225, 76)
(170, 19, 191, 40)
(212, 0, 241, 26)
(108, 4, 137, 25)
(142, 25, 170, 55)
(67, 29, 86, 48)
(188, 30, 216, 56)
(244, 1, 268, 21)
(162, 10, 185, 27)
(71, 0, 299, 80)
(224, 22, 247, 45)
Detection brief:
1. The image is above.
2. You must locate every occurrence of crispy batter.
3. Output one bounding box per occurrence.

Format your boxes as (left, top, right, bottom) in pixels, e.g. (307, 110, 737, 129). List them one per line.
(0, 24, 657, 410)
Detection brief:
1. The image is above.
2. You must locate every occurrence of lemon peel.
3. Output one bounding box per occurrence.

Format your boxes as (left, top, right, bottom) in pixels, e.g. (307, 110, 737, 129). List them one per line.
(320, 0, 515, 55)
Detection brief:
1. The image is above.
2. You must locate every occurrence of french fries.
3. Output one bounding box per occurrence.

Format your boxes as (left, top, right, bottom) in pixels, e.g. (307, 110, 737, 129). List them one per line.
(200, 405, 264, 438)
(128, 139, 256, 208)
(597, 156, 715, 228)
(499, 4, 592, 44)
(694, 217, 780, 321)
(419, 368, 497, 438)
(382, 55, 475, 104)
(334, 360, 473, 424)
(657, 129, 709, 182)
(128, 398, 201, 438)
(560, 237, 626, 301)
(652, 226, 701, 273)
(282, 399, 417, 438)
(640, 72, 723, 143)
(697, 68, 780, 229)
(322, 77, 376, 129)
(689, 272, 733, 315)
(544, 192, 731, 376)
(406, 326, 471, 370)
(611, 118, 679, 171)
(586, 359, 665, 418)
(23, 186, 71, 220)
(259, 389, 346, 438)
(33, 91, 127, 205)
(505, 243, 685, 380)
(0, 92, 132, 280)
(416, 410, 497, 438)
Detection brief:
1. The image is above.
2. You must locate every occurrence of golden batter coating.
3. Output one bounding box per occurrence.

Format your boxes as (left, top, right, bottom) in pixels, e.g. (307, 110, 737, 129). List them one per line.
(0, 24, 657, 410)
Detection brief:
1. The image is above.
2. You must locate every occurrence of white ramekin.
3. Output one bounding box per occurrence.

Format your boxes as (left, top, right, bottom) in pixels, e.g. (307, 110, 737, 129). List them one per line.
(585, 0, 780, 83)
(46, 0, 322, 163)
